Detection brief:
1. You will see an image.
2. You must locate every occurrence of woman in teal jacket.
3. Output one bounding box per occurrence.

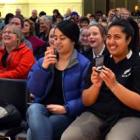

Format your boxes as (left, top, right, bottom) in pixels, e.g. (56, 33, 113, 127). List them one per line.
(27, 20, 91, 140)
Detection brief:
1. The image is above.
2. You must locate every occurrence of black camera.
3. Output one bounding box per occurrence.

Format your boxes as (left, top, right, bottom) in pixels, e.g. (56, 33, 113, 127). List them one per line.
(95, 55, 104, 72)
(54, 48, 59, 60)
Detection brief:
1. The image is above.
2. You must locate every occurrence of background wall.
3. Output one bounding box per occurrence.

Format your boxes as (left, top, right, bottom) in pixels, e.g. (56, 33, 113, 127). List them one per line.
(0, 0, 83, 18)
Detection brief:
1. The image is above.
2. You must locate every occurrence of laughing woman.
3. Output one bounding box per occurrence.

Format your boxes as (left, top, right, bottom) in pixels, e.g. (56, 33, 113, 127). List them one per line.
(61, 18, 140, 140)
(0, 24, 35, 79)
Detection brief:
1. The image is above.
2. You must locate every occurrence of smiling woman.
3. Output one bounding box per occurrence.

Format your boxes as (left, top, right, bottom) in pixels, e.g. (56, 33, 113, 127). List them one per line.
(0, 24, 35, 79)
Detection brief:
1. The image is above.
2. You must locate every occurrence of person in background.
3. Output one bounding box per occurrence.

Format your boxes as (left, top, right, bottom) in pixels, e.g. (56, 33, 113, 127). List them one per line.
(55, 15, 63, 25)
(52, 9, 61, 25)
(29, 9, 39, 35)
(79, 16, 90, 29)
(63, 8, 71, 20)
(80, 24, 108, 62)
(22, 19, 45, 59)
(77, 27, 90, 54)
(70, 11, 80, 24)
(4, 13, 14, 26)
(0, 24, 35, 79)
(39, 11, 46, 17)
(48, 27, 55, 47)
(0, 12, 4, 30)
(29, 9, 38, 24)
(61, 18, 140, 140)
(37, 15, 52, 42)
(15, 8, 24, 19)
(119, 7, 131, 19)
(26, 20, 91, 140)
(10, 16, 33, 50)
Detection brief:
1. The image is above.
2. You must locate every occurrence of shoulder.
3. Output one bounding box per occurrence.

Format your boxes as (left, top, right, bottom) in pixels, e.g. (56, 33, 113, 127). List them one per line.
(18, 43, 33, 54)
(32, 57, 44, 68)
(77, 51, 91, 64)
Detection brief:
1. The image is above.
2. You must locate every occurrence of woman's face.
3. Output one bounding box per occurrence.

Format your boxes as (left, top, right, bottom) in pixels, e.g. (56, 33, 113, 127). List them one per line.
(53, 28, 74, 55)
(88, 26, 104, 48)
(22, 21, 30, 35)
(106, 26, 131, 61)
(2, 26, 18, 47)
(48, 28, 55, 47)
(79, 28, 89, 46)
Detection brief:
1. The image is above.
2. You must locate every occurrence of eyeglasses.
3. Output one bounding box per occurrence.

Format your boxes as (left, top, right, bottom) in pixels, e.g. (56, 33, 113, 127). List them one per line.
(10, 22, 21, 26)
(2, 31, 16, 35)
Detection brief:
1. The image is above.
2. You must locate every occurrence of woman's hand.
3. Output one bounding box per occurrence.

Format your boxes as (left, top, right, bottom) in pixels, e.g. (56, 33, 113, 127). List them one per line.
(42, 47, 57, 69)
(100, 66, 118, 91)
(91, 67, 103, 88)
(46, 104, 66, 114)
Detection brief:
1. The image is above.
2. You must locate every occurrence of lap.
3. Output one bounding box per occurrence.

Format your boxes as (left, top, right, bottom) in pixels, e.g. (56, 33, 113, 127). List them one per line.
(61, 112, 103, 140)
(106, 117, 140, 140)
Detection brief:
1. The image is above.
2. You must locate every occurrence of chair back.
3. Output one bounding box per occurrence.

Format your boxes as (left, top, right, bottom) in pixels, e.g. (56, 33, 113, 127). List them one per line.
(0, 78, 27, 117)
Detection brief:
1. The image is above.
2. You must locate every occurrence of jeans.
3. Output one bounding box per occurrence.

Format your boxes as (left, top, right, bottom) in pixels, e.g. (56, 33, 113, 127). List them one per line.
(26, 103, 75, 140)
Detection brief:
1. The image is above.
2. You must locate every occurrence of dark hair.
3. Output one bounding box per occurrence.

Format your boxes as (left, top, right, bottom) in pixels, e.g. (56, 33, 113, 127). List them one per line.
(24, 19, 35, 36)
(108, 18, 139, 52)
(4, 13, 14, 25)
(39, 11, 46, 17)
(55, 20, 80, 44)
(79, 16, 90, 25)
(53, 9, 60, 15)
(11, 16, 24, 28)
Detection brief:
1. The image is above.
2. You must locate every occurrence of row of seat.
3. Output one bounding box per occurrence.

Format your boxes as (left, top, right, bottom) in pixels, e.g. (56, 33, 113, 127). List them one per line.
(0, 78, 28, 140)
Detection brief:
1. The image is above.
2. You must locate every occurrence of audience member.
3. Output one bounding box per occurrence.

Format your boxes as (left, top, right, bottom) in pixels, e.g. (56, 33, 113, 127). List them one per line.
(15, 8, 24, 19)
(22, 19, 45, 59)
(80, 24, 108, 62)
(0, 24, 35, 79)
(4, 13, 14, 26)
(26, 20, 91, 140)
(10, 16, 33, 50)
(79, 16, 90, 29)
(61, 18, 140, 140)
(37, 15, 52, 42)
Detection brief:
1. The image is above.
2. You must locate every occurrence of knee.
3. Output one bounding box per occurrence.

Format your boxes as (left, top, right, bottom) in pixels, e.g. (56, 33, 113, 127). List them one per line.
(61, 128, 83, 140)
(27, 103, 45, 118)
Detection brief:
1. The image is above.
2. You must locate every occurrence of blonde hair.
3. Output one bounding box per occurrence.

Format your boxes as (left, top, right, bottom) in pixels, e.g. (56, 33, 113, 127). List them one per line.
(2, 24, 24, 46)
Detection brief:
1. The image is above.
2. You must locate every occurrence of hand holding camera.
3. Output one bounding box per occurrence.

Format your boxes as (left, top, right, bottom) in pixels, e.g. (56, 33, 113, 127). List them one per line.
(42, 47, 59, 69)
(95, 55, 104, 73)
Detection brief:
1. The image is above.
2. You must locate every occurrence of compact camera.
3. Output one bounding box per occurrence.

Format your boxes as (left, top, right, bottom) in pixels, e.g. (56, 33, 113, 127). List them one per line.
(95, 55, 104, 72)
(54, 48, 59, 60)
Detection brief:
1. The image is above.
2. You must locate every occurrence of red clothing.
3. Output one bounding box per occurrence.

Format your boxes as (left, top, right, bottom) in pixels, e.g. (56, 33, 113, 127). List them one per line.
(0, 43, 35, 79)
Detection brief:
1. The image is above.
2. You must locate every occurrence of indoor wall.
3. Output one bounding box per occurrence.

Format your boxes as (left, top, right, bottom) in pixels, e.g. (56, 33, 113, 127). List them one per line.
(0, 0, 83, 18)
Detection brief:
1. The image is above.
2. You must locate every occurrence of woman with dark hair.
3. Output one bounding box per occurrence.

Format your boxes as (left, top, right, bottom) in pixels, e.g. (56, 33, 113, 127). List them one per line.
(4, 13, 14, 25)
(26, 20, 91, 140)
(61, 18, 140, 140)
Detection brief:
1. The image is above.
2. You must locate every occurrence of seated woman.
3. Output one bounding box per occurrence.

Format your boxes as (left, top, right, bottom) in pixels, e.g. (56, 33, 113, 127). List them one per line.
(26, 20, 91, 140)
(0, 24, 35, 79)
(61, 18, 140, 140)
(22, 19, 46, 59)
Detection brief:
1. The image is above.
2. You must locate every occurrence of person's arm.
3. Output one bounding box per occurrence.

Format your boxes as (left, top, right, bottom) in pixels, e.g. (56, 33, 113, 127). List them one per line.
(82, 67, 103, 106)
(110, 82, 140, 111)
(0, 49, 35, 79)
(100, 66, 140, 111)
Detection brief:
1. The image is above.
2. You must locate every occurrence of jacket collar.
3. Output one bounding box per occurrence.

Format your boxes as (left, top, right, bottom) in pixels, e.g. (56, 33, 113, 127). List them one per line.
(66, 49, 79, 69)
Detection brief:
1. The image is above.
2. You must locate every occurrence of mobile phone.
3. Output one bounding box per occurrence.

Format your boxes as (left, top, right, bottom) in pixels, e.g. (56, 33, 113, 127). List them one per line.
(54, 48, 59, 60)
(95, 55, 104, 72)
